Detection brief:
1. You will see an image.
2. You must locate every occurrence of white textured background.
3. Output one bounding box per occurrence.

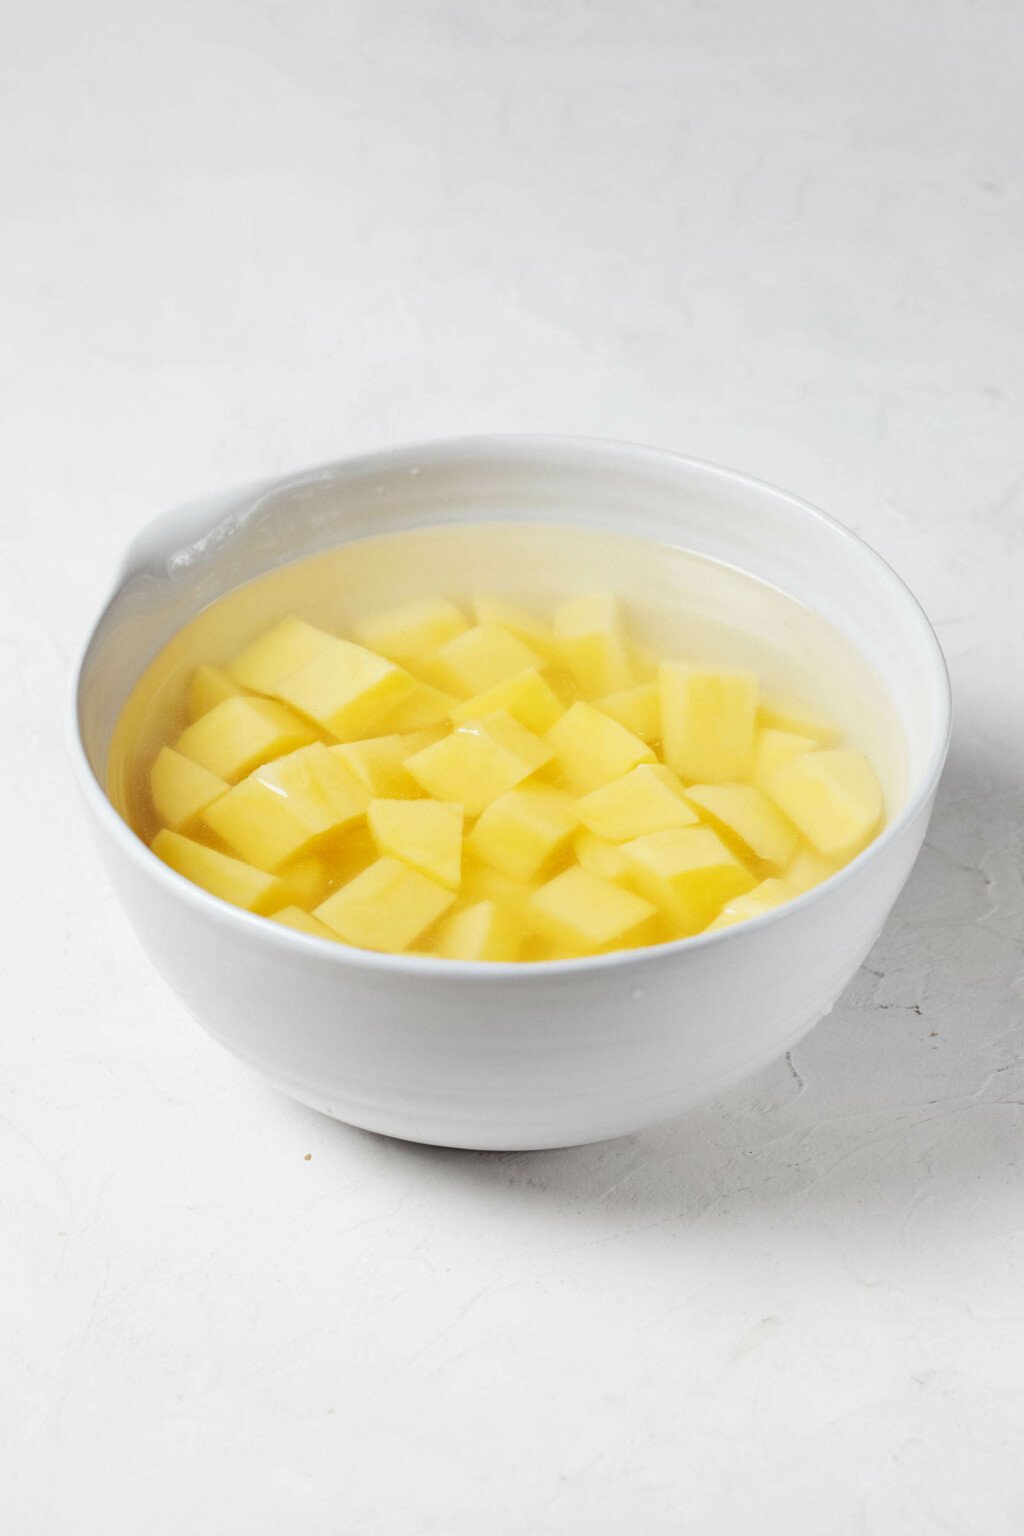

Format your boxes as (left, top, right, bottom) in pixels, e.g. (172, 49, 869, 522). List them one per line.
(2, 3, 1022, 1532)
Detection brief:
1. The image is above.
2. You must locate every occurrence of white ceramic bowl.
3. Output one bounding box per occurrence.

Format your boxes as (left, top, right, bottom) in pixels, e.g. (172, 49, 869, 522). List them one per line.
(69, 437, 951, 1150)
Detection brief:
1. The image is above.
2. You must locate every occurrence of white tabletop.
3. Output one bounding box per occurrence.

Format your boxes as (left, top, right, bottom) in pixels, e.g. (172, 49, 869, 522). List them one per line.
(4, 4, 1022, 1532)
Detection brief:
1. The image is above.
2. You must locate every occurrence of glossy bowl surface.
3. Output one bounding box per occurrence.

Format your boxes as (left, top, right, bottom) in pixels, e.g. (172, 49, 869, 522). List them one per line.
(69, 437, 951, 1149)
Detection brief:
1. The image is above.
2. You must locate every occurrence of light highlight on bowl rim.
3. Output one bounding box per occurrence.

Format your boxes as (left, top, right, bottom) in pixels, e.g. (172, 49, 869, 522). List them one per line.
(67, 435, 953, 977)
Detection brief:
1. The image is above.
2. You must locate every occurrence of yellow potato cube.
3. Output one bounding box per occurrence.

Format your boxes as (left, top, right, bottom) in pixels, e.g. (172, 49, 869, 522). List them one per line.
(460, 861, 541, 930)
(204, 742, 369, 869)
(660, 664, 757, 783)
(186, 664, 243, 721)
(528, 865, 657, 953)
(367, 798, 464, 889)
(353, 597, 468, 664)
(426, 624, 542, 697)
(576, 764, 698, 842)
(273, 637, 414, 741)
(784, 843, 848, 892)
(705, 878, 797, 931)
(278, 855, 332, 909)
(378, 682, 460, 731)
(433, 900, 519, 962)
(553, 594, 633, 697)
(471, 596, 557, 658)
(404, 711, 552, 816)
(594, 681, 660, 744)
(150, 747, 228, 831)
(683, 782, 799, 868)
(753, 727, 818, 789)
(226, 617, 335, 693)
(466, 784, 578, 882)
(620, 825, 755, 935)
(757, 693, 839, 745)
(315, 857, 455, 953)
(152, 829, 288, 913)
(450, 668, 565, 735)
(174, 696, 317, 782)
(330, 728, 444, 798)
(546, 701, 655, 796)
(572, 827, 633, 883)
(767, 749, 882, 856)
(269, 906, 341, 941)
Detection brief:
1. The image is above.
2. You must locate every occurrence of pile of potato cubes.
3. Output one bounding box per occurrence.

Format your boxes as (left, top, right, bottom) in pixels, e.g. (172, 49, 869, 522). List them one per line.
(148, 593, 882, 960)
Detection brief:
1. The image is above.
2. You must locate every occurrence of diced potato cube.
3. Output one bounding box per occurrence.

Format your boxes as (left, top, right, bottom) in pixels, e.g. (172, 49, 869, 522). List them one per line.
(273, 638, 414, 741)
(472, 596, 557, 658)
(174, 696, 317, 782)
(186, 664, 243, 721)
(204, 742, 369, 869)
(404, 711, 552, 815)
(315, 857, 455, 953)
(757, 693, 839, 745)
(553, 594, 633, 697)
(278, 855, 332, 909)
(330, 729, 443, 798)
(528, 866, 657, 953)
(353, 597, 468, 664)
(152, 829, 289, 913)
(572, 827, 633, 883)
(660, 664, 757, 783)
(767, 749, 882, 856)
(594, 681, 660, 743)
(434, 900, 519, 962)
(461, 861, 541, 929)
(753, 727, 817, 789)
(467, 784, 577, 882)
(784, 844, 847, 892)
(150, 747, 228, 831)
(576, 764, 697, 842)
(368, 798, 463, 889)
(378, 682, 459, 731)
(620, 825, 755, 935)
(426, 624, 542, 697)
(450, 668, 564, 735)
(545, 701, 655, 795)
(705, 878, 797, 931)
(269, 906, 341, 940)
(683, 782, 799, 868)
(226, 617, 335, 693)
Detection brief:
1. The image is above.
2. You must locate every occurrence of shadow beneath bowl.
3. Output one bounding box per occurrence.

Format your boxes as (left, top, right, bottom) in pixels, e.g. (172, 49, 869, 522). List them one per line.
(303, 738, 1021, 1244)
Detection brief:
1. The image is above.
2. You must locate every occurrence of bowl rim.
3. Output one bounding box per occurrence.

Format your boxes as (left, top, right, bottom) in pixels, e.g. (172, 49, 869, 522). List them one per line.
(68, 432, 953, 977)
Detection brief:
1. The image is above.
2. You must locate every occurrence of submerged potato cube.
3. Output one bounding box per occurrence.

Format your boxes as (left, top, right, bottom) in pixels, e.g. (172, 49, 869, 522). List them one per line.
(572, 826, 633, 883)
(660, 664, 757, 783)
(353, 597, 468, 664)
(705, 878, 797, 931)
(757, 693, 839, 745)
(226, 617, 335, 693)
(620, 825, 755, 935)
(278, 854, 332, 909)
(367, 798, 463, 889)
(466, 784, 577, 882)
(528, 865, 657, 953)
(273, 637, 414, 741)
(150, 747, 227, 831)
(315, 857, 455, 953)
(433, 900, 519, 961)
(449, 668, 565, 735)
(753, 727, 817, 789)
(152, 829, 289, 913)
(174, 696, 316, 782)
(461, 861, 541, 930)
(204, 743, 370, 869)
(472, 596, 557, 658)
(576, 764, 697, 842)
(426, 624, 542, 697)
(545, 701, 655, 795)
(378, 682, 459, 731)
(784, 843, 847, 892)
(553, 594, 632, 697)
(683, 782, 799, 868)
(594, 682, 660, 744)
(269, 905, 341, 940)
(186, 664, 243, 721)
(404, 711, 552, 815)
(330, 728, 443, 798)
(767, 749, 882, 856)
